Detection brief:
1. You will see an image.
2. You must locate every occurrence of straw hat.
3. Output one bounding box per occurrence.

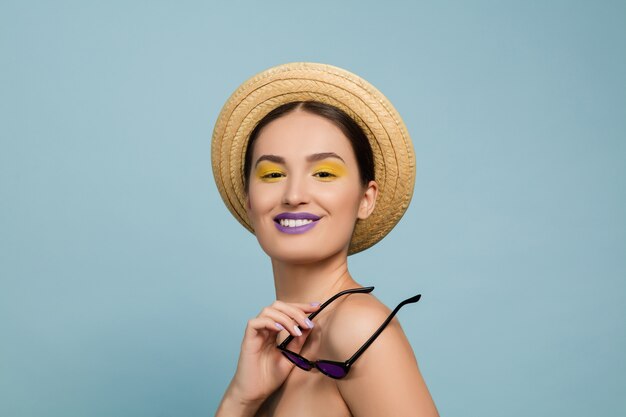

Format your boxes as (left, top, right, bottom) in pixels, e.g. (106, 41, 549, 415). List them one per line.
(211, 62, 415, 255)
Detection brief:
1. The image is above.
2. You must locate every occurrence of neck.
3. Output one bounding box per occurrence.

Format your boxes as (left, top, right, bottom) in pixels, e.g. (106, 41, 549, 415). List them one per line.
(271, 250, 360, 304)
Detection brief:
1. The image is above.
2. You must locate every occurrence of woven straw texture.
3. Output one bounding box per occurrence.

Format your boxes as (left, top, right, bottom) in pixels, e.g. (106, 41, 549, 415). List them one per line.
(211, 62, 415, 255)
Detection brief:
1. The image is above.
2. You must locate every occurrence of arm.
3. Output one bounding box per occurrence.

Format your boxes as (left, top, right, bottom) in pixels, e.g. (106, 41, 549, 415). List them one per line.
(215, 300, 320, 417)
(215, 382, 264, 417)
(329, 296, 439, 417)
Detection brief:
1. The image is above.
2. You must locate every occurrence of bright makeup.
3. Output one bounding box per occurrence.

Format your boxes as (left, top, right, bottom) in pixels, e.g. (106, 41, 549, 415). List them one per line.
(274, 212, 321, 234)
(312, 160, 347, 181)
(255, 162, 285, 183)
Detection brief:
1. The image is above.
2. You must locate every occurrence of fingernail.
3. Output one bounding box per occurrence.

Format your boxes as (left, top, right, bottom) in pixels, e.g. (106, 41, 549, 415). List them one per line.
(294, 325, 303, 336)
(310, 302, 321, 307)
(305, 318, 314, 329)
(275, 323, 284, 330)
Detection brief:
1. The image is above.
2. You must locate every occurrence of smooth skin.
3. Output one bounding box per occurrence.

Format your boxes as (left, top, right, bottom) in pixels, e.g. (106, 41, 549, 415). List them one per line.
(215, 110, 438, 417)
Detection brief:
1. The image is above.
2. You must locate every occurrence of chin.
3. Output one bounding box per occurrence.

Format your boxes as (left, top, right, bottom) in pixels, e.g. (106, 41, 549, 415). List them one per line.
(258, 239, 349, 265)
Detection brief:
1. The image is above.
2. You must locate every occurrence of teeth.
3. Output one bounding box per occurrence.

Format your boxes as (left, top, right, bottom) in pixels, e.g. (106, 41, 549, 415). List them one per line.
(279, 218, 314, 227)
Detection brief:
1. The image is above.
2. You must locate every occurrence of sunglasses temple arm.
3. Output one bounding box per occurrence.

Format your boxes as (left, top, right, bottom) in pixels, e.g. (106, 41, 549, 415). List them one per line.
(278, 286, 375, 349)
(345, 294, 421, 367)
(307, 286, 375, 321)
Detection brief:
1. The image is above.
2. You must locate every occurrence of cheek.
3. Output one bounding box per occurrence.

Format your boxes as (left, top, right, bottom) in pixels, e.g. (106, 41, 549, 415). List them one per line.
(247, 186, 277, 219)
(319, 184, 362, 216)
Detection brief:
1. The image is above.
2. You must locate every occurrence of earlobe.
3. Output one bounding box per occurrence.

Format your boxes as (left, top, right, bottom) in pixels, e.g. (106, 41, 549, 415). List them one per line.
(357, 180, 378, 220)
(245, 195, 253, 224)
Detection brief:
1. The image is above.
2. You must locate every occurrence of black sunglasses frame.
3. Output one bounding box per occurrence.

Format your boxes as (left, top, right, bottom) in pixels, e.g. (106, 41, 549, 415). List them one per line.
(277, 286, 421, 379)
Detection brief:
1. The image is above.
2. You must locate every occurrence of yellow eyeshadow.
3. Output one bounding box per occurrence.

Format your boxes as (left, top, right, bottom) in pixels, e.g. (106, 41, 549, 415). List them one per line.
(313, 161, 348, 179)
(255, 162, 285, 181)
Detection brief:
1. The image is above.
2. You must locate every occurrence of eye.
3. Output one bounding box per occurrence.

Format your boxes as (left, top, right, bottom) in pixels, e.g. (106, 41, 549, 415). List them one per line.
(313, 171, 336, 179)
(255, 162, 286, 182)
(262, 172, 285, 179)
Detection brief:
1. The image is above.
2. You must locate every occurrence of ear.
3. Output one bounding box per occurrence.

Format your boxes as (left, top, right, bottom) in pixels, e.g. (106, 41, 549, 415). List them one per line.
(244, 194, 254, 225)
(357, 180, 378, 220)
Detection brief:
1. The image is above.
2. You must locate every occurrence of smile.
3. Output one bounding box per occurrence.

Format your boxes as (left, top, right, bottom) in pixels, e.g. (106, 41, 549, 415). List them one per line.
(274, 212, 321, 234)
(279, 218, 314, 227)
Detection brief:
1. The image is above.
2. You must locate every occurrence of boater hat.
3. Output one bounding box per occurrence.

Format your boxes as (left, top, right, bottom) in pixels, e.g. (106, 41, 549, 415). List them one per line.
(211, 62, 415, 255)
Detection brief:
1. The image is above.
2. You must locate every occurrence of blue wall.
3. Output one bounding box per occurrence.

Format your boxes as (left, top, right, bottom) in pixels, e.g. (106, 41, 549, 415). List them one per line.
(1, 1, 624, 415)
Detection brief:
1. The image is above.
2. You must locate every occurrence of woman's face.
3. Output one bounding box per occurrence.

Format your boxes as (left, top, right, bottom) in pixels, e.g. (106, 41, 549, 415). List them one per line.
(245, 110, 377, 264)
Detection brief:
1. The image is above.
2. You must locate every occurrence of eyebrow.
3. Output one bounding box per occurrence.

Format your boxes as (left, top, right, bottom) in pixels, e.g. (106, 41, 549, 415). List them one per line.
(254, 152, 345, 167)
(306, 152, 345, 163)
(254, 154, 285, 167)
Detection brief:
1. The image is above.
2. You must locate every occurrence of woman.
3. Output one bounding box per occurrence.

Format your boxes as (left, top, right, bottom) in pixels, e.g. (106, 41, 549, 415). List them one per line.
(212, 63, 438, 416)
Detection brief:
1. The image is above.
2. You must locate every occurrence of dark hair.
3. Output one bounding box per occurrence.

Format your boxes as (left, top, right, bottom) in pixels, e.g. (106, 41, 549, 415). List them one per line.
(243, 101, 375, 192)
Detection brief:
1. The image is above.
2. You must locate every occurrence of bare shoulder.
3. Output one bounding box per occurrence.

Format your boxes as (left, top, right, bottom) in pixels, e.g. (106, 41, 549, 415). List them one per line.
(323, 292, 439, 417)
(323, 292, 408, 362)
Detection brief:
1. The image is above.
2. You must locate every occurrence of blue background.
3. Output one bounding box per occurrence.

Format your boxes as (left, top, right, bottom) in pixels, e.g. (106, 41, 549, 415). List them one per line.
(1, 1, 624, 416)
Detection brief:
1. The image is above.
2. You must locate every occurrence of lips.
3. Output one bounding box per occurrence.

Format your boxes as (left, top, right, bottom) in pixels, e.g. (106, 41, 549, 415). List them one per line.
(274, 212, 321, 221)
(273, 212, 321, 234)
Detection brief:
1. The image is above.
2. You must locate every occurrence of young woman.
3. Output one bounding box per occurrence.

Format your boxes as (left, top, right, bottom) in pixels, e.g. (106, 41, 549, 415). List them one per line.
(212, 63, 438, 417)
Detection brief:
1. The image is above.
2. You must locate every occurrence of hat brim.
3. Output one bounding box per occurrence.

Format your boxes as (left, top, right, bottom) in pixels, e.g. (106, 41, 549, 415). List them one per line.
(211, 62, 415, 255)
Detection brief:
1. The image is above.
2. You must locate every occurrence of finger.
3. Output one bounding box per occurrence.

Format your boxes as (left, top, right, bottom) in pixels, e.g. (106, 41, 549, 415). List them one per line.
(258, 308, 306, 336)
(246, 316, 289, 336)
(292, 302, 323, 313)
(241, 317, 284, 352)
(268, 301, 317, 330)
(283, 326, 313, 353)
(249, 312, 309, 340)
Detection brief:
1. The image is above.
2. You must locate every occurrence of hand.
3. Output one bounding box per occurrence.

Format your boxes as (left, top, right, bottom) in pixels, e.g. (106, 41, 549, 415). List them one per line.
(227, 300, 321, 407)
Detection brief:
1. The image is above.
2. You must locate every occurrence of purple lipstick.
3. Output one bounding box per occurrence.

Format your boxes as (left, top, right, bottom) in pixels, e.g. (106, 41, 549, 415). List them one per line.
(274, 212, 321, 234)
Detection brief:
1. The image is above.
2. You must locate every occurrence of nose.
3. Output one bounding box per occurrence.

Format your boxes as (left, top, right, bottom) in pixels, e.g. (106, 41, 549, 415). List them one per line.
(282, 174, 310, 207)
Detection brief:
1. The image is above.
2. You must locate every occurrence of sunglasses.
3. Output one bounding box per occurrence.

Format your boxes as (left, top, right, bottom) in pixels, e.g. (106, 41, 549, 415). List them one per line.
(277, 286, 421, 379)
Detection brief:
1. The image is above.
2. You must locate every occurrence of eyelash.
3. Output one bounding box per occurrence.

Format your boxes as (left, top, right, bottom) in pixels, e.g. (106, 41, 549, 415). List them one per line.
(258, 169, 338, 181)
(260, 171, 285, 179)
(313, 170, 336, 178)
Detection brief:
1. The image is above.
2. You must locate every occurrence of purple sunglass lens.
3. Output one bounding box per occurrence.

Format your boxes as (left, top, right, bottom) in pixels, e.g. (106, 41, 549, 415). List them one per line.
(316, 361, 348, 379)
(282, 350, 312, 371)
